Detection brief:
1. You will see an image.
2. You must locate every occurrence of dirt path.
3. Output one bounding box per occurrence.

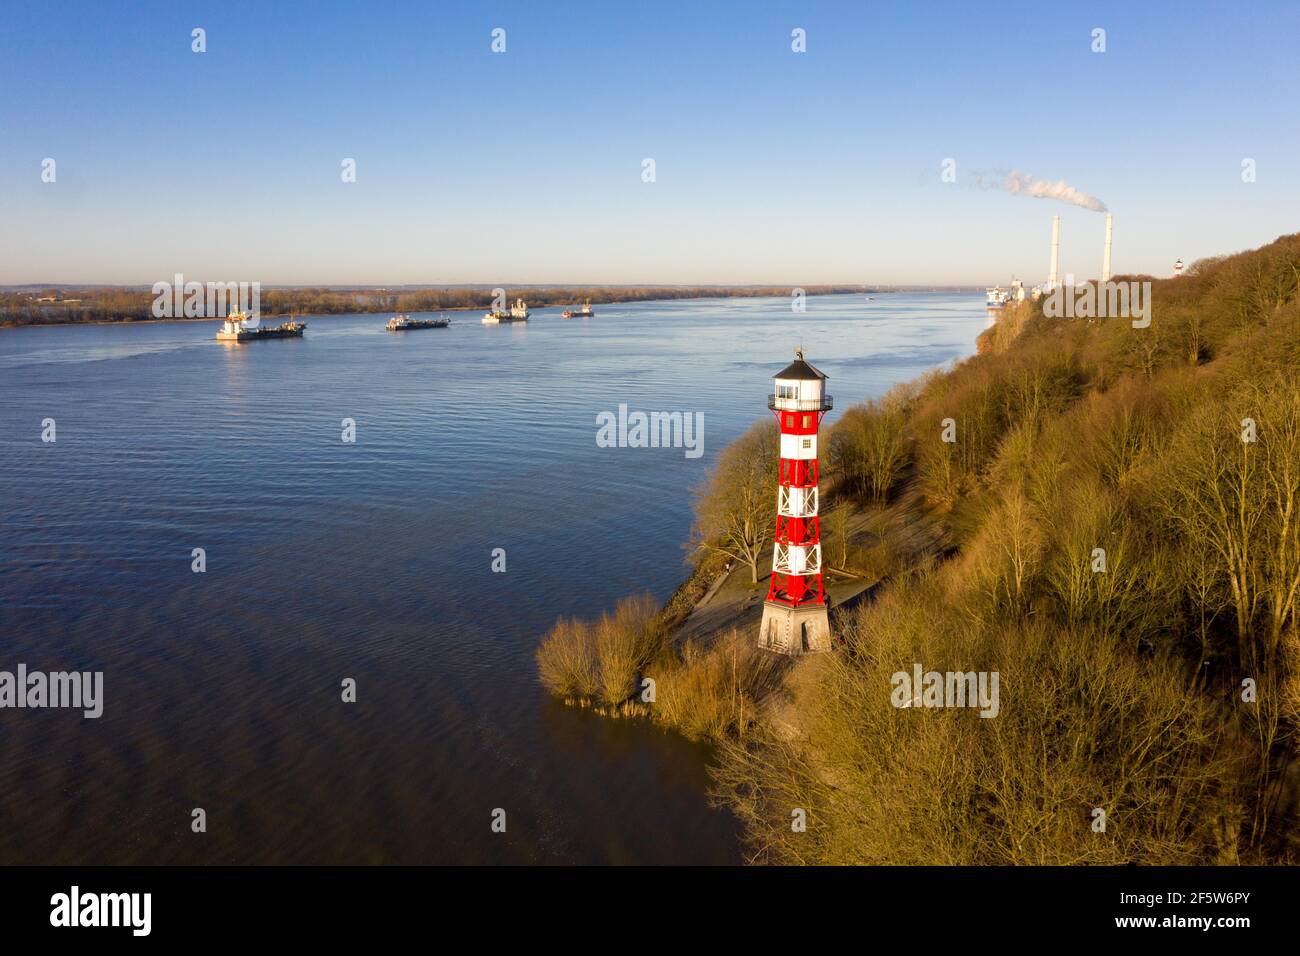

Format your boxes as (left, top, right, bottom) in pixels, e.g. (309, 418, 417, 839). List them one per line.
(672, 482, 946, 648)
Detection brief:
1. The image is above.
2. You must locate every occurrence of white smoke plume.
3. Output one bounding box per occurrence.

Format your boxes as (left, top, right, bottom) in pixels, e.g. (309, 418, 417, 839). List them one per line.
(974, 169, 1108, 212)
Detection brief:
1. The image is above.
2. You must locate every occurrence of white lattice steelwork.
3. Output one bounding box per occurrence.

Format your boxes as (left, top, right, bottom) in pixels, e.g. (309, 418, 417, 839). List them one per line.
(772, 542, 821, 576)
(778, 484, 819, 519)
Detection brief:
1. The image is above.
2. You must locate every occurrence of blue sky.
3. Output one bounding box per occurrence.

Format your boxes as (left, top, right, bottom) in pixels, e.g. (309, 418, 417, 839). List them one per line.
(2, 0, 1298, 285)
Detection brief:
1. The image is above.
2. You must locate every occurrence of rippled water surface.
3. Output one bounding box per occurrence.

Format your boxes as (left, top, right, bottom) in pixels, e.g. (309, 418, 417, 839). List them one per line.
(0, 293, 986, 863)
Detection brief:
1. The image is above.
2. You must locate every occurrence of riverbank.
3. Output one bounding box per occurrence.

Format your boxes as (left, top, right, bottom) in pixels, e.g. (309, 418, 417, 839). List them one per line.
(535, 463, 943, 740)
(0, 285, 893, 329)
(536, 234, 1300, 865)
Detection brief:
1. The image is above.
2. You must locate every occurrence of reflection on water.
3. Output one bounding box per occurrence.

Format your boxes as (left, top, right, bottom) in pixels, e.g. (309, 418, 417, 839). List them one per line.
(0, 293, 987, 863)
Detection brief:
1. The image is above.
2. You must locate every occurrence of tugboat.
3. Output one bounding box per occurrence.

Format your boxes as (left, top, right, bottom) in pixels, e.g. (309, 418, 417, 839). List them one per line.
(561, 300, 594, 319)
(386, 314, 449, 331)
(483, 298, 530, 324)
(216, 311, 306, 342)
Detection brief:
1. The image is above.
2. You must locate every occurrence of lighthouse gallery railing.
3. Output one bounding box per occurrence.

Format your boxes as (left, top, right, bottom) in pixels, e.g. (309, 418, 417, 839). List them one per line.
(767, 394, 833, 412)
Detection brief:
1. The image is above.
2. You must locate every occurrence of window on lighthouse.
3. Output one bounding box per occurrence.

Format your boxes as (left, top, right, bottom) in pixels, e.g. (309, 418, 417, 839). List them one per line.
(802, 415, 811, 428)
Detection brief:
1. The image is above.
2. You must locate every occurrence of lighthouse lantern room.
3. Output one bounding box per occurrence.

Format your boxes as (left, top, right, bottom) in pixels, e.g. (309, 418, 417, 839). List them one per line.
(760, 349, 834, 655)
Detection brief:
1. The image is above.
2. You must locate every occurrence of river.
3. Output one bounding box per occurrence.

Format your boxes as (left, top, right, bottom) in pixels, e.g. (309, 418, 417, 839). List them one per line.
(0, 292, 986, 863)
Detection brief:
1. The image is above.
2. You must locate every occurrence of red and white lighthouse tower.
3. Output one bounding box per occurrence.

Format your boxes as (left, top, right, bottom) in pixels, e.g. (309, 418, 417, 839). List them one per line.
(759, 348, 833, 655)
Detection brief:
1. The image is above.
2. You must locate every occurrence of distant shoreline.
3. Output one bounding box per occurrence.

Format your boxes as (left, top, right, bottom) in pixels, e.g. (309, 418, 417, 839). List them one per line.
(1, 304, 483, 330)
(0, 287, 977, 330)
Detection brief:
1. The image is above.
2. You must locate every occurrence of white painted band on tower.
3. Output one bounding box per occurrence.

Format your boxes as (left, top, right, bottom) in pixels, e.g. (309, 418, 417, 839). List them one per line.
(1102, 212, 1113, 283)
(1049, 215, 1061, 291)
(779, 433, 817, 460)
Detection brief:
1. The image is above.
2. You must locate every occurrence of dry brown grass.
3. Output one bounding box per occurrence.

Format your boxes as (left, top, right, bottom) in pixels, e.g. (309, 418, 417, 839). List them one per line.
(713, 570, 1245, 865)
(538, 603, 788, 742)
(649, 629, 789, 741)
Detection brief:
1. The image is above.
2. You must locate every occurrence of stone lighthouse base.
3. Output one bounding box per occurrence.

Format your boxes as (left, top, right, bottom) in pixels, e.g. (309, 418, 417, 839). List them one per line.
(758, 601, 832, 656)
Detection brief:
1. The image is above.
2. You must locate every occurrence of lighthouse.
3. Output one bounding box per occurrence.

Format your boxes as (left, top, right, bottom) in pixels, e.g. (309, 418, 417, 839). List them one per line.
(759, 348, 834, 655)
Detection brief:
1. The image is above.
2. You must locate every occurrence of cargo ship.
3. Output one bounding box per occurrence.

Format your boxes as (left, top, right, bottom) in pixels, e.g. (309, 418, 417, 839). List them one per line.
(562, 301, 594, 319)
(216, 311, 306, 342)
(985, 286, 1010, 309)
(482, 298, 530, 324)
(387, 314, 450, 331)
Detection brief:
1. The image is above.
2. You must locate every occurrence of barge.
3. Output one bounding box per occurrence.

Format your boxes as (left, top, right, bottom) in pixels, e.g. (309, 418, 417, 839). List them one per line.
(387, 314, 449, 331)
(562, 301, 594, 319)
(216, 311, 306, 342)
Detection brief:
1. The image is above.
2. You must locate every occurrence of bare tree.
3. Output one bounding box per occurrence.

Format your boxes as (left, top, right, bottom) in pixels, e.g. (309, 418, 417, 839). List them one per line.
(1165, 376, 1300, 670)
(691, 419, 780, 584)
(829, 398, 907, 502)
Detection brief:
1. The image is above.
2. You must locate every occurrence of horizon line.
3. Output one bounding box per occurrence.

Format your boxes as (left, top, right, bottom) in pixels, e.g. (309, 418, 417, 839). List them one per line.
(1, 281, 993, 291)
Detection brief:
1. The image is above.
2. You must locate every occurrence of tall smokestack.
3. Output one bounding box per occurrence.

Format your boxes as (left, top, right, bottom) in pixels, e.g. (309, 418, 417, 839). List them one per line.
(1101, 212, 1113, 283)
(1049, 215, 1060, 290)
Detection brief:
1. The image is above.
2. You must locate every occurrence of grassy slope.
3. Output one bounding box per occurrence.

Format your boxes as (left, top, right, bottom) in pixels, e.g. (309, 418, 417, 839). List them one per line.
(537, 233, 1300, 864)
(713, 234, 1300, 864)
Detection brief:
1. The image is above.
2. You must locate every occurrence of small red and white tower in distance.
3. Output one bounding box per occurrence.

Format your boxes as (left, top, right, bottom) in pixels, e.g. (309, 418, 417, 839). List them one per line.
(1173, 258, 1184, 278)
(759, 348, 834, 654)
